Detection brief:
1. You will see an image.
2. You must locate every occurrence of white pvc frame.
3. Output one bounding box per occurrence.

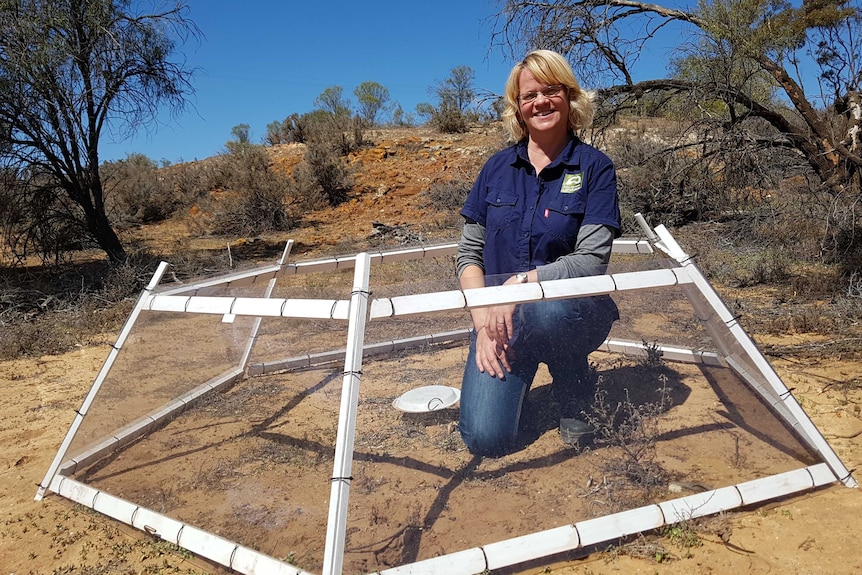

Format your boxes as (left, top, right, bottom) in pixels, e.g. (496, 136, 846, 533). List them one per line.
(36, 221, 857, 575)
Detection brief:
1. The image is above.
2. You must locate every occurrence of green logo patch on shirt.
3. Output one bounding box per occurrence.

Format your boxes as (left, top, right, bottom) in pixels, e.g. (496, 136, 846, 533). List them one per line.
(561, 172, 584, 193)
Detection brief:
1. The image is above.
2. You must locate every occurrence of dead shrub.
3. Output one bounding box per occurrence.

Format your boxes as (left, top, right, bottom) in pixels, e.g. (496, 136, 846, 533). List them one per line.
(425, 178, 472, 213)
(420, 177, 473, 234)
(102, 154, 176, 227)
(0, 314, 73, 358)
(0, 254, 156, 358)
(611, 121, 796, 229)
(614, 141, 708, 227)
(0, 248, 234, 359)
(207, 143, 296, 236)
(583, 372, 673, 511)
(0, 177, 91, 265)
(291, 142, 354, 208)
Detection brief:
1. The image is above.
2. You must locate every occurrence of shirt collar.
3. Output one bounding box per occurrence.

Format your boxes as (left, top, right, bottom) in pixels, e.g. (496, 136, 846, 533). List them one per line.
(513, 136, 582, 171)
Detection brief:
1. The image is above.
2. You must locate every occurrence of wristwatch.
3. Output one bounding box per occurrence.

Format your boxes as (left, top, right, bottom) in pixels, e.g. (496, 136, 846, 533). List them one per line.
(515, 272, 529, 284)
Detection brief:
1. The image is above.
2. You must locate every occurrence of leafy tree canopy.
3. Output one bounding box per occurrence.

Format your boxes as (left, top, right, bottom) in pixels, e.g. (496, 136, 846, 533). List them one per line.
(0, 0, 199, 263)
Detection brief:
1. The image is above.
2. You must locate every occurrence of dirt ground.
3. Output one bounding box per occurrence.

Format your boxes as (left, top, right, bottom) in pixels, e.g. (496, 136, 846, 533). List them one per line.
(2, 125, 862, 574)
(2, 308, 862, 575)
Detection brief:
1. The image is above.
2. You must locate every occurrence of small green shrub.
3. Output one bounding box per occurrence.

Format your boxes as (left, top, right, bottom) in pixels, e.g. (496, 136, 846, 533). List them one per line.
(431, 106, 470, 134)
(207, 143, 296, 236)
(159, 159, 228, 209)
(732, 248, 791, 287)
(103, 154, 179, 226)
(210, 187, 295, 237)
(639, 340, 664, 368)
(291, 142, 354, 208)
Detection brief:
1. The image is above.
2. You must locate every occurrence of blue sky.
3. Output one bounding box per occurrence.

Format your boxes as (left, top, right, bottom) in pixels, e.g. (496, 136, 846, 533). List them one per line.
(95, 1, 838, 165)
(99, 0, 515, 163)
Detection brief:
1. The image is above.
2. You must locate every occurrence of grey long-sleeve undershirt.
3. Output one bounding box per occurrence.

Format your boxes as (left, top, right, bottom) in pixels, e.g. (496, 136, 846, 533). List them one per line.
(456, 221, 615, 282)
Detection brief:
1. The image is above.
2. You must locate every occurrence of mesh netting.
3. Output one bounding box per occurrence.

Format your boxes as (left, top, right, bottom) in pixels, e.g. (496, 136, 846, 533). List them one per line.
(54, 243, 828, 573)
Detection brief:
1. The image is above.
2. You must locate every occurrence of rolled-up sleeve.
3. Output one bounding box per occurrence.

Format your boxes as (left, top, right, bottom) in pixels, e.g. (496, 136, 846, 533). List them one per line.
(456, 220, 486, 278)
(536, 223, 614, 281)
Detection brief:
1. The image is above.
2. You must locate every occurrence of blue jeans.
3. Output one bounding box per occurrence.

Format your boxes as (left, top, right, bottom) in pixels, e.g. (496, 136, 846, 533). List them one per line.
(459, 295, 617, 455)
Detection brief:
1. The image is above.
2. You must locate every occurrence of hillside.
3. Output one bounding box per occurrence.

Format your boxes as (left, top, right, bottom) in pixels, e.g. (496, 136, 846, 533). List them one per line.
(124, 125, 505, 260)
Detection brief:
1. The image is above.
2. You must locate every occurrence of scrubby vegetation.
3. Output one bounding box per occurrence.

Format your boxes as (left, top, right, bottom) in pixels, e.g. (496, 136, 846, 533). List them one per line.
(2, 116, 862, 365)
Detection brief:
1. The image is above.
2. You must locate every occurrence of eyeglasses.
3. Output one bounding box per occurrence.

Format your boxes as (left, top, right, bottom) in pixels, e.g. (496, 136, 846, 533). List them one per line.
(518, 84, 565, 104)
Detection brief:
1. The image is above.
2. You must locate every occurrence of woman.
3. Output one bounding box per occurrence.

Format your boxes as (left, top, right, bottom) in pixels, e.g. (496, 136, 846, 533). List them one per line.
(457, 49, 620, 456)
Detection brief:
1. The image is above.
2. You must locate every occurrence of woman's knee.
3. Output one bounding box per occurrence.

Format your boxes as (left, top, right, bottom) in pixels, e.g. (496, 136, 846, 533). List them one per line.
(458, 374, 525, 456)
(459, 421, 516, 456)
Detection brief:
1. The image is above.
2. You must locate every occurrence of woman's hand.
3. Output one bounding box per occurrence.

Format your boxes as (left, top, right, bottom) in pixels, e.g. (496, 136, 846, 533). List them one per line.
(460, 265, 529, 379)
(484, 303, 517, 351)
(482, 271, 530, 355)
(474, 320, 510, 378)
(474, 303, 517, 378)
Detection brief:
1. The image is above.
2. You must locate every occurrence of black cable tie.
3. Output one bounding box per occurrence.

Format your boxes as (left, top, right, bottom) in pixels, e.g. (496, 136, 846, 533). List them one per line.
(331, 475, 354, 483)
(779, 388, 795, 399)
(839, 469, 856, 483)
(478, 545, 489, 572)
(350, 288, 370, 297)
(343, 369, 363, 377)
(726, 315, 742, 326)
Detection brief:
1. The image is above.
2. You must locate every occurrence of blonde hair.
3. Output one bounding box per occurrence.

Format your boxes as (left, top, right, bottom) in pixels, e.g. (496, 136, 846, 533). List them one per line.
(502, 49, 595, 142)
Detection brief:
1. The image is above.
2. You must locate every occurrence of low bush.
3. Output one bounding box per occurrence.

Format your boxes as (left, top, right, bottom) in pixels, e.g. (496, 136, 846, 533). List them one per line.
(206, 143, 296, 236)
(291, 142, 354, 208)
(0, 247, 237, 360)
(432, 107, 470, 134)
(583, 369, 673, 512)
(103, 154, 176, 226)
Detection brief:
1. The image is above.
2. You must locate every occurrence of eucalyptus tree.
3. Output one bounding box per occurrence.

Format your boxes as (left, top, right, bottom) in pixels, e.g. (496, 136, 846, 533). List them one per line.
(494, 0, 862, 251)
(435, 65, 476, 114)
(0, 0, 198, 263)
(354, 81, 391, 126)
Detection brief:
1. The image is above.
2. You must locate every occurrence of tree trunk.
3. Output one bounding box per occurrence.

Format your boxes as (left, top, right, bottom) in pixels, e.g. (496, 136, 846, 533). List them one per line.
(76, 178, 127, 263)
(86, 207, 127, 263)
(757, 55, 862, 193)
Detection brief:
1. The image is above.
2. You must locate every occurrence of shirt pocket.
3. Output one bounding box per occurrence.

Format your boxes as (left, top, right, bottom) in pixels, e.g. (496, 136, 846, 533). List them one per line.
(544, 195, 586, 248)
(483, 189, 519, 231)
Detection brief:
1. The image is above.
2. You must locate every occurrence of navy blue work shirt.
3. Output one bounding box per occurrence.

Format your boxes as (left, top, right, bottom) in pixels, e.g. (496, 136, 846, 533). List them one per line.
(460, 137, 621, 280)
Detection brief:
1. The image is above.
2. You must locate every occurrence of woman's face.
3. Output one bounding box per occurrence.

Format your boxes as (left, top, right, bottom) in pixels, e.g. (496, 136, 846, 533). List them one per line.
(517, 68, 569, 141)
